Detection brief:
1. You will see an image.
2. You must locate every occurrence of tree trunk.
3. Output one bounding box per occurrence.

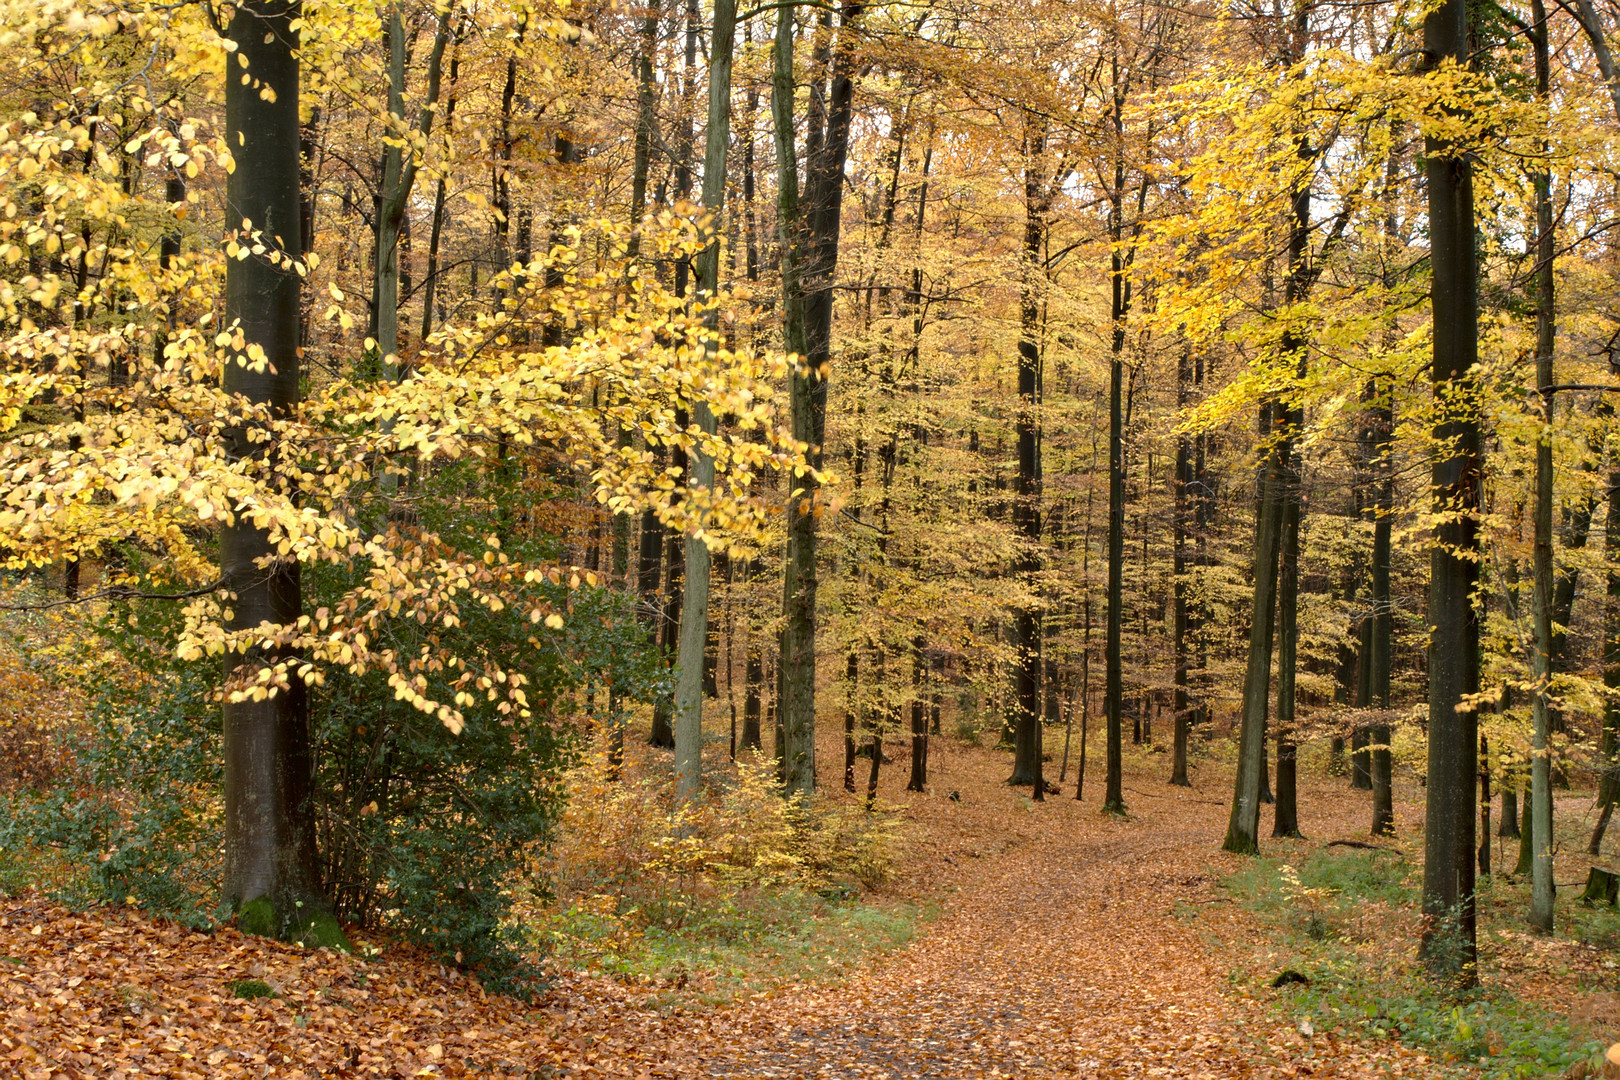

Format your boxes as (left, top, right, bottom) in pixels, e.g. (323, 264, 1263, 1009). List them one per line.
(1527, 0, 1556, 934)
(1225, 407, 1285, 855)
(908, 637, 928, 792)
(1272, 443, 1302, 839)
(1171, 349, 1193, 788)
(775, 0, 862, 797)
(1010, 115, 1046, 788)
(674, 0, 739, 802)
(1369, 386, 1395, 836)
(221, 0, 321, 935)
(1419, 0, 1482, 984)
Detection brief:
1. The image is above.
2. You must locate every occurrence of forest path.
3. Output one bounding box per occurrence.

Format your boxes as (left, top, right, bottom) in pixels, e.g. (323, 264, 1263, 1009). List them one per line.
(649, 741, 1437, 1079)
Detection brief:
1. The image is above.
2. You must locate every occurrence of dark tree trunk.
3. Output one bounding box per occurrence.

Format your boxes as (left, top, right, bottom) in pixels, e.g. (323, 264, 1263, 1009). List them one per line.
(908, 637, 928, 792)
(1419, 0, 1481, 983)
(844, 649, 859, 792)
(1171, 349, 1194, 788)
(1369, 386, 1395, 837)
(221, 0, 321, 934)
(1479, 734, 1492, 876)
(1224, 403, 1285, 854)
(775, 1, 862, 796)
(1008, 116, 1046, 789)
(1272, 442, 1302, 839)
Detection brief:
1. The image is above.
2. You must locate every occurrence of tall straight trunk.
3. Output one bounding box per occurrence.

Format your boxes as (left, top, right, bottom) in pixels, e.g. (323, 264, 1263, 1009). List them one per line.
(1272, 441, 1302, 838)
(1369, 386, 1395, 835)
(1010, 115, 1046, 787)
(374, 4, 451, 380)
(1594, 434, 1620, 853)
(908, 637, 928, 791)
(674, 0, 739, 802)
(1225, 409, 1285, 855)
(1102, 58, 1130, 816)
(743, 603, 764, 751)
(1171, 349, 1193, 787)
(1480, 734, 1492, 875)
(627, 0, 661, 258)
(419, 19, 463, 344)
(1420, 0, 1482, 984)
(844, 650, 859, 790)
(221, 0, 318, 929)
(1528, 0, 1557, 934)
(1562, 0, 1620, 856)
(773, 0, 816, 794)
(774, 0, 862, 796)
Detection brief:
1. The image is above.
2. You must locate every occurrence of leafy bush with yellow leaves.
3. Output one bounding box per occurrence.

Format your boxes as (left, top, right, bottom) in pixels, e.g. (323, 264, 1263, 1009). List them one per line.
(536, 749, 901, 953)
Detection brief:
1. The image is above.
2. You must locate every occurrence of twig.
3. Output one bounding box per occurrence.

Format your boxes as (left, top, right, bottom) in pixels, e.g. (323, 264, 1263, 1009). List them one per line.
(1126, 786, 1225, 807)
(0, 579, 224, 612)
(1326, 839, 1394, 852)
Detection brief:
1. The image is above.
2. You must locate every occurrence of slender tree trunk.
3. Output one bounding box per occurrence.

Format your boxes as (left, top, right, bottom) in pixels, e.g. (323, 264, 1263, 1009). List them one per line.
(1480, 734, 1492, 876)
(1272, 442, 1302, 839)
(1528, 0, 1557, 933)
(1171, 349, 1193, 787)
(1370, 386, 1395, 835)
(1010, 115, 1046, 787)
(1420, 0, 1482, 983)
(674, 0, 739, 802)
(908, 637, 928, 792)
(1225, 408, 1285, 855)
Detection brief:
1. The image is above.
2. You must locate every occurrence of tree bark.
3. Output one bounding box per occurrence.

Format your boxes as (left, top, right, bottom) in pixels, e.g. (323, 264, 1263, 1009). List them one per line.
(1419, 0, 1482, 984)
(1010, 115, 1046, 788)
(1527, 0, 1557, 934)
(674, 0, 739, 802)
(221, 0, 320, 933)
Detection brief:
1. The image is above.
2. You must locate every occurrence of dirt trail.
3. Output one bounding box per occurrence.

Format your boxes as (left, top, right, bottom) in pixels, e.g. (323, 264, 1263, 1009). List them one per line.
(647, 742, 1437, 1079)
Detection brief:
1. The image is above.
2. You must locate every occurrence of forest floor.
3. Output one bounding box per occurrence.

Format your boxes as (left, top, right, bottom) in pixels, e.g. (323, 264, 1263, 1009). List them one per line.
(3, 732, 1617, 1079)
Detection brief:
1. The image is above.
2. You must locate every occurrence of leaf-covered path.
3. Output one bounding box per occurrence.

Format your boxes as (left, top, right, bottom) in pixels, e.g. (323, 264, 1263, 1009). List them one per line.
(651, 743, 1436, 1079)
(0, 743, 1448, 1079)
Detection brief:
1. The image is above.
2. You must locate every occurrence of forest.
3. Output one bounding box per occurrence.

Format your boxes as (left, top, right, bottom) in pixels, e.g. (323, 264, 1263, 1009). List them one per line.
(5, 0, 1620, 1074)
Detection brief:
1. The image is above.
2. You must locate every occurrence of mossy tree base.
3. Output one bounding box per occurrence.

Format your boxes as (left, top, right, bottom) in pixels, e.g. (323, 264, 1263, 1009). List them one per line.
(1580, 867, 1619, 908)
(235, 895, 353, 953)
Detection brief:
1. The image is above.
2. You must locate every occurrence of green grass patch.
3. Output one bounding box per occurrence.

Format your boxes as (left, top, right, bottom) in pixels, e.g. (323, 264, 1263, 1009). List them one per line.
(536, 886, 930, 1008)
(1219, 848, 1603, 1079)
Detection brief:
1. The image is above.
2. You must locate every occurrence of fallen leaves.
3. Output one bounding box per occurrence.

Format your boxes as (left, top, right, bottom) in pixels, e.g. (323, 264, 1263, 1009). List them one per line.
(0, 740, 1463, 1079)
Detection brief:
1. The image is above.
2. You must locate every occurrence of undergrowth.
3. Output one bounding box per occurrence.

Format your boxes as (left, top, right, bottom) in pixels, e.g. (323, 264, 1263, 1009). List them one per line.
(1220, 848, 1605, 1079)
(528, 747, 920, 1005)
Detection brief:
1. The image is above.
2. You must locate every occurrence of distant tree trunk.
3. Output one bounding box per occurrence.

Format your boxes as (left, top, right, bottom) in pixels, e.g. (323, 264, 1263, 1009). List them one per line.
(1369, 385, 1395, 837)
(1527, 0, 1556, 934)
(743, 609, 764, 752)
(1171, 348, 1194, 788)
(1592, 452, 1620, 854)
(774, 0, 862, 796)
(844, 649, 859, 791)
(1502, 784, 1520, 839)
(1419, 0, 1482, 984)
(1010, 114, 1046, 788)
(221, 0, 320, 932)
(1272, 443, 1302, 839)
(674, 0, 739, 802)
(1564, 0, 1620, 858)
(866, 731, 882, 809)
(1224, 403, 1285, 855)
(1479, 734, 1492, 876)
(1102, 67, 1129, 817)
(908, 636, 928, 792)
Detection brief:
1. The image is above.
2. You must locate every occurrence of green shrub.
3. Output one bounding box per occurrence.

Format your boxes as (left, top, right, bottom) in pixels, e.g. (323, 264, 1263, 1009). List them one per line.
(0, 483, 664, 995)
